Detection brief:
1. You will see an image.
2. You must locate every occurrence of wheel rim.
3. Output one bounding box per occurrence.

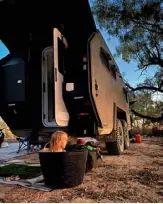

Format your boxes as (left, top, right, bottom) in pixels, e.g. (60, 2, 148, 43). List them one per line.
(117, 126, 124, 152)
(118, 127, 123, 145)
(124, 127, 129, 147)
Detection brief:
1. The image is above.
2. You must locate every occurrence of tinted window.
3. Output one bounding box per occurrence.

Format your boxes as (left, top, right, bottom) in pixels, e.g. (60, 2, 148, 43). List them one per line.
(100, 47, 116, 79)
(57, 37, 65, 75)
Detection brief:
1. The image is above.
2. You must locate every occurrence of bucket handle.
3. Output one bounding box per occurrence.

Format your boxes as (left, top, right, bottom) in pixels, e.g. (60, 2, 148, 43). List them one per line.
(41, 142, 50, 151)
(44, 142, 50, 148)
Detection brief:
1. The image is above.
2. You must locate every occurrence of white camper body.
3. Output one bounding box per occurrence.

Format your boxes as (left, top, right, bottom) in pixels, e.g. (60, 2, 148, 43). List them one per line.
(40, 28, 131, 155)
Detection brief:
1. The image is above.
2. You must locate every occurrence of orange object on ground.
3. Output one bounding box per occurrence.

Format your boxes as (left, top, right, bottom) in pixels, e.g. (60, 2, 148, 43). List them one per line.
(77, 138, 86, 145)
(135, 134, 141, 143)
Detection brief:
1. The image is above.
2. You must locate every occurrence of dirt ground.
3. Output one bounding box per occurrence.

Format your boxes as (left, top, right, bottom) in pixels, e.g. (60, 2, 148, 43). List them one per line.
(0, 136, 163, 203)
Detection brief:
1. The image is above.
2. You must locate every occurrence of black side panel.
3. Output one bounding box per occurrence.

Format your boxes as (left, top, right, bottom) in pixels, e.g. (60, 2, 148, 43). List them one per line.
(2, 59, 25, 103)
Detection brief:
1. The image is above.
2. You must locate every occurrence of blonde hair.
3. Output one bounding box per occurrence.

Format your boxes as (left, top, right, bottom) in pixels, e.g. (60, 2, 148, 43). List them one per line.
(50, 131, 68, 152)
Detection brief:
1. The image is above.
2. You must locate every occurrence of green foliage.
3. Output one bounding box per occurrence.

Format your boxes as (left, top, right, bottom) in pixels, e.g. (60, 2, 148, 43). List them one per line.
(92, 0, 163, 121)
(132, 91, 162, 118)
(92, 0, 163, 69)
(129, 73, 163, 123)
(0, 164, 41, 179)
(137, 70, 161, 90)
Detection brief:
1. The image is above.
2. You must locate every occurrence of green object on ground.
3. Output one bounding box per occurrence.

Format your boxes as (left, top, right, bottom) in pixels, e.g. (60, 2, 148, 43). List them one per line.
(0, 164, 42, 179)
(86, 145, 93, 151)
(78, 145, 93, 151)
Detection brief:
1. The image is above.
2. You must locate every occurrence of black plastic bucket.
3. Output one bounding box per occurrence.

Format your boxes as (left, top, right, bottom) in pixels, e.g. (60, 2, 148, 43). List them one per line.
(39, 149, 88, 188)
(86, 151, 98, 172)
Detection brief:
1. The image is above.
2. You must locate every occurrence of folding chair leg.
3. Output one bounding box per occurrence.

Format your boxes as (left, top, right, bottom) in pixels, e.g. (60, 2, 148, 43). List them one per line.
(17, 138, 28, 153)
(17, 141, 24, 153)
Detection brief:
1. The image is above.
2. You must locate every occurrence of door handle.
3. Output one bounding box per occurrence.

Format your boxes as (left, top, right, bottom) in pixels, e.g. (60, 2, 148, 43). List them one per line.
(95, 80, 99, 96)
(95, 83, 99, 91)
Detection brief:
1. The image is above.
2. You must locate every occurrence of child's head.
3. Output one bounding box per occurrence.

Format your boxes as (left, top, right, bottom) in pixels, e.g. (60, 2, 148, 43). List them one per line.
(50, 131, 68, 151)
(77, 138, 86, 145)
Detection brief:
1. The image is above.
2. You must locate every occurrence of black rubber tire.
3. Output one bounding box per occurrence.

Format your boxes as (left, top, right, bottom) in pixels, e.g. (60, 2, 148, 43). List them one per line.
(105, 119, 124, 155)
(121, 120, 130, 149)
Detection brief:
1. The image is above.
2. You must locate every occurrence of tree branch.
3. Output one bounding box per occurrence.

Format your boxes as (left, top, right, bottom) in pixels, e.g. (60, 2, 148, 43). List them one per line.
(126, 83, 163, 93)
(130, 108, 163, 122)
(131, 18, 163, 34)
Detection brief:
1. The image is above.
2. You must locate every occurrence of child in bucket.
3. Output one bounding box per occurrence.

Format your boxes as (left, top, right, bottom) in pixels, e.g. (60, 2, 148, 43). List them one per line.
(50, 131, 68, 152)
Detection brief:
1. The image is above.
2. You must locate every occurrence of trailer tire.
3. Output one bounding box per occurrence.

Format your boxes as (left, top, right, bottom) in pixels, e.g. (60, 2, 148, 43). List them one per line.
(105, 119, 124, 155)
(121, 120, 130, 149)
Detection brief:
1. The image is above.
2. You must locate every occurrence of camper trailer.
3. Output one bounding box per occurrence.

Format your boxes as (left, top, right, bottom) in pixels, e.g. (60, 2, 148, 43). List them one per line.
(0, 0, 131, 155)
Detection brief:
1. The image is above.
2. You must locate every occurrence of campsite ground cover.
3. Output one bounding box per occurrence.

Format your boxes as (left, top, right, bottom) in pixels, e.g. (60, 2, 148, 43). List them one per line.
(0, 136, 163, 203)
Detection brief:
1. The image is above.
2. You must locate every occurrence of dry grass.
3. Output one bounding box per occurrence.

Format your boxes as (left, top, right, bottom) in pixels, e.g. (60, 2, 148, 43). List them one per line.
(0, 136, 163, 203)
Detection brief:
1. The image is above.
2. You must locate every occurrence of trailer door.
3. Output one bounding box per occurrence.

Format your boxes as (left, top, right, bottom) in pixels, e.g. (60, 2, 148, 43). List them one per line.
(42, 28, 69, 127)
(87, 30, 115, 135)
